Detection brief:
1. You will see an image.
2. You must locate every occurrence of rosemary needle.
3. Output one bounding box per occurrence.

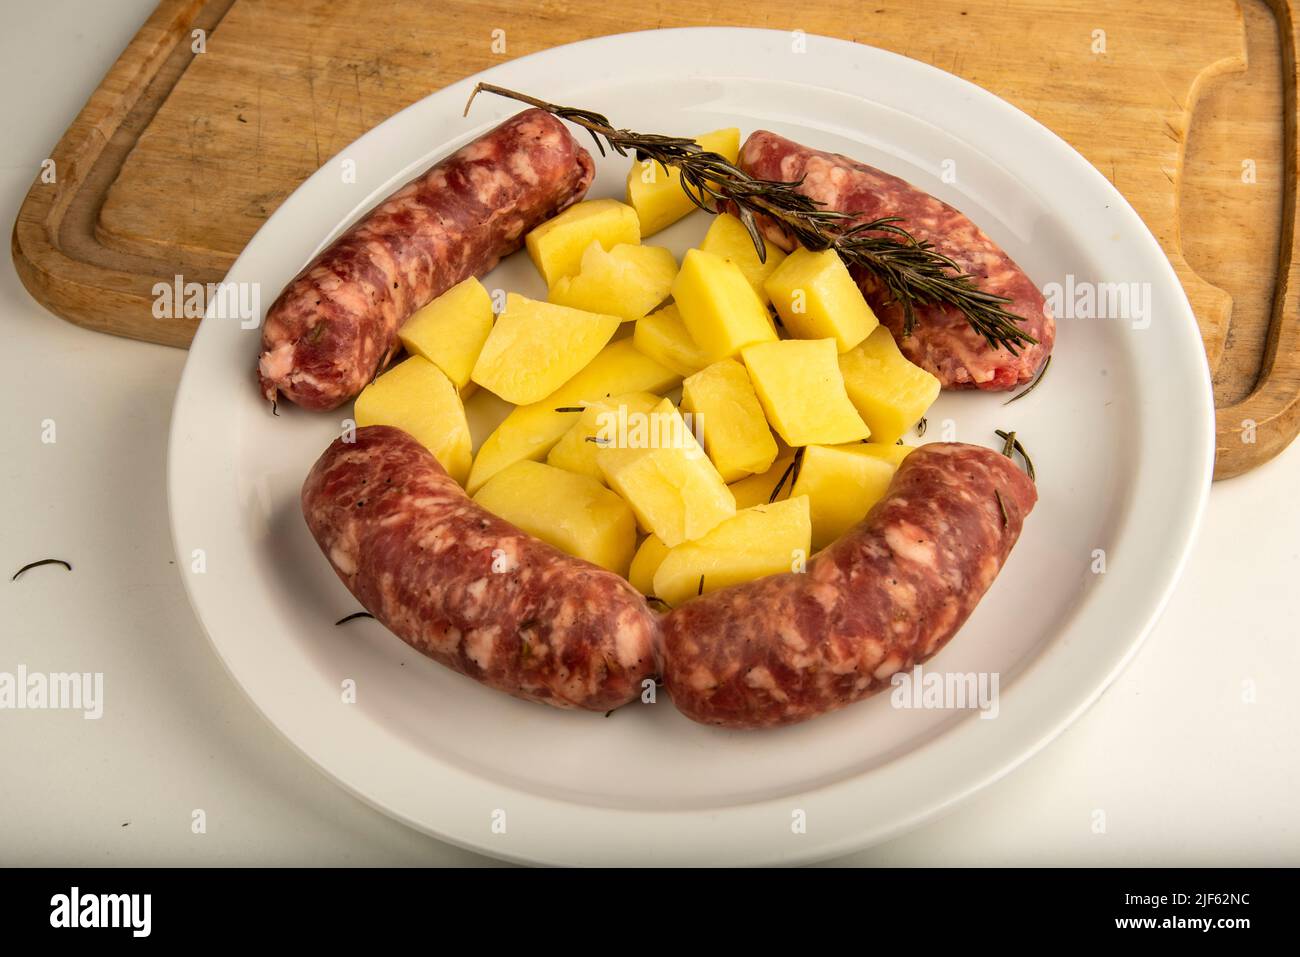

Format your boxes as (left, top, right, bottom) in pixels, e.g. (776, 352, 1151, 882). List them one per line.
(994, 489, 1009, 527)
(334, 611, 375, 626)
(1004, 355, 1051, 405)
(465, 83, 1038, 354)
(11, 558, 72, 581)
(768, 447, 807, 503)
(1000, 430, 1017, 458)
(994, 429, 1036, 482)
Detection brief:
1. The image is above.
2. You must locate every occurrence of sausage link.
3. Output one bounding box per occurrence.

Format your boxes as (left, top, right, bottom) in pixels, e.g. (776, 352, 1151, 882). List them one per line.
(738, 131, 1054, 391)
(302, 426, 660, 711)
(259, 110, 595, 411)
(661, 443, 1036, 729)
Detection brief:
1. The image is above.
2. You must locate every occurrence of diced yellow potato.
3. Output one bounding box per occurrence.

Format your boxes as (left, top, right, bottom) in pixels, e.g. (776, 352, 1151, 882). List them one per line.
(596, 397, 735, 547)
(838, 326, 942, 446)
(672, 249, 778, 362)
(680, 358, 778, 482)
(728, 454, 796, 509)
(628, 535, 671, 597)
(354, 356, 472, 485)
(652, 496, 811, 607)
(742, 338, 870, 446)
(397, 277, 494, 391)
(699, 212, 787, 306)
(632, 304, 711, 378)
(626, 128, 741, 236)
(525, 199, 641, 288)
(546, 391, 662, 482)
(472, 461, 636, 575)
(763, 247, 879, 353)
(790, 444, 901, 549)
(856, 442, 917, 467)
(549, 242, 677, 322)
(467, 340, 680, 494)
(470, 293, 621, 405)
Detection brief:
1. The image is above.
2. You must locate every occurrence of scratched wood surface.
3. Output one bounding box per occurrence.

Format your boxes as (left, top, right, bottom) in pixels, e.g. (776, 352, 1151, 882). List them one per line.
(11, 0, 1299, 477)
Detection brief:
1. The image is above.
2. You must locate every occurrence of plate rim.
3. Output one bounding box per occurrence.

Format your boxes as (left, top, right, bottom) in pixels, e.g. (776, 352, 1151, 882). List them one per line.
(168, 26, 1215, 866)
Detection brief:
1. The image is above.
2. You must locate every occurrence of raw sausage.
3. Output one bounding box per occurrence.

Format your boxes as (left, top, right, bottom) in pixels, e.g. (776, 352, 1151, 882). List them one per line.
(738, 131, 1054, 391)
(302, 425, 660, 711)
(259, 109, 595, 411)
(661, 443, 1036, 729)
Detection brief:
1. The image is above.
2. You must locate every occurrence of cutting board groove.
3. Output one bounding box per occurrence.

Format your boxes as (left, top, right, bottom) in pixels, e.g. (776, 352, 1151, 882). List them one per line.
(11, 0, 1300, 478)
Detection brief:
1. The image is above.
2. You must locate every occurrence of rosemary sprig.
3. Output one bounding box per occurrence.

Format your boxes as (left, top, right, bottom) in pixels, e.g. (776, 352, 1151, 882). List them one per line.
(465, 83, 1038, 353)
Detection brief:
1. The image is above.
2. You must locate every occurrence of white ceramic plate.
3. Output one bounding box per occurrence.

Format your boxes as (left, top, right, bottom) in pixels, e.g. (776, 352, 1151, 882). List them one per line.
(169, 28, 1214, 865)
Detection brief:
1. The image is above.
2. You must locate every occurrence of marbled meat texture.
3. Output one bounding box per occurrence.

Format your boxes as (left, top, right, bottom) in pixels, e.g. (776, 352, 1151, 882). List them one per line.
(302, 426, 660, 711)
(259, 109, 595, 411)
(661, 443, 1036, 729)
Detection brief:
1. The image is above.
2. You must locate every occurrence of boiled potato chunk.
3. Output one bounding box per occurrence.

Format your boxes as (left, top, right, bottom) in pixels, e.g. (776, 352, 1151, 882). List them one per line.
(699, 212, 787, 306)
(855, 442, 917, 467)
(742, 338, 870, 446)
(628, 534, 671, 596)
(838, 326, 942, 446)
(680, 358, 778, 481)
(728, 453, 796, 509)
(525, 199, 641, 288)
(764, 247, 879, 352)
(470, 293, 621, 404)
(672, 249, 778, 362)
(632, 304, 711, 378)
(472, 461, 636, 575)
(626, 128, 741, 236)
(596, 397, 735, 547)
(354, 356, 472, 485)
(791, 444, 900, 549)
(652, 496, 812, 607)
(397, 277, 494, 393)
(549, 242, 677, 322)
(467, 340, 680, 494)
(546, 391, 662, 482)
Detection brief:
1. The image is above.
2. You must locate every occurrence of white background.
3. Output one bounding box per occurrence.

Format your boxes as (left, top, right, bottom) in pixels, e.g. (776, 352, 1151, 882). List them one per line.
(1, 0, 1295, 866)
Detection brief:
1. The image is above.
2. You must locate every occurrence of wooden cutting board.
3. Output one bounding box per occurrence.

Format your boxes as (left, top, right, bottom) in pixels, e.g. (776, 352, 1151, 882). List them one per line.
(12, 0, 1299, 479)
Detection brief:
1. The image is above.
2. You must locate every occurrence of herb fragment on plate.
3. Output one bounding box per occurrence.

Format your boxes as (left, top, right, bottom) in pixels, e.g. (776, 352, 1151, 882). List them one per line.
(1004, 354, 1051, 405)
(768, 446, 807, 503)
(464, 83, 1038, 354)
(916, 417, 927, 437)
(334, 611, 375, 626)
(994, 429, 1036, 482)
(11, 559, 72, 582)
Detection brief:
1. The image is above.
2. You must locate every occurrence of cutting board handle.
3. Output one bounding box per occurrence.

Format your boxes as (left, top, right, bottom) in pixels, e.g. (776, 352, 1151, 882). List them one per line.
(1213, 0, 1300, 478)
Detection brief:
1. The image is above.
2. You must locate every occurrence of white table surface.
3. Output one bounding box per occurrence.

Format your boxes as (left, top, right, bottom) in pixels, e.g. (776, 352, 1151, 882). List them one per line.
(1, 0, 1295, 867)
